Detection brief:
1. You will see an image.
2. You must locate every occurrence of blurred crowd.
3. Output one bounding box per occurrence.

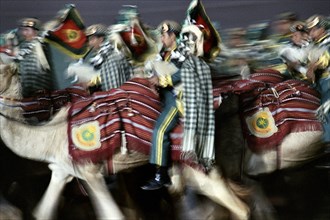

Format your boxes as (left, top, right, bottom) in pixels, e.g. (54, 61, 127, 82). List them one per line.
(213, 12, 330, 79)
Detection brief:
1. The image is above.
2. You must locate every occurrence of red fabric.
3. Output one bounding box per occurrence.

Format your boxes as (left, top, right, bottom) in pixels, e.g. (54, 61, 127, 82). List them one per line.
(213, 70, 322, 153)
(68, 78, 186, 165)
(21, 85, 89, 122)
(240, 80, 322, 153)
(16, 69, 322, 168)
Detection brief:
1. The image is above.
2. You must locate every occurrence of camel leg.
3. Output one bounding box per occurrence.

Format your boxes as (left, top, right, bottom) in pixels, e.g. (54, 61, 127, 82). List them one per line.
(182, 165, 250, 220)
(242, 176, 277, 220)
(80, 164, 124, 220)
(33, 163, 73, 220)
(168, 163, 185, 195)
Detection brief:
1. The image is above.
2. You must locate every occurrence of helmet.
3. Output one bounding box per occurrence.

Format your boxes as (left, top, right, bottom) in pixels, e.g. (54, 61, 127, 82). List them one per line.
(19, 17, 41, 30)
(306, 15, 329, 30)
(159, 20, 182, 36)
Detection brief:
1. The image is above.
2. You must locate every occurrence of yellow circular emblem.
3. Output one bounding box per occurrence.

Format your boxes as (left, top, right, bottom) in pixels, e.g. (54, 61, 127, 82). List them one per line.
(72, 121, 101, 151)
(63, 29, 81, 43)
(246, 107, 278, 138)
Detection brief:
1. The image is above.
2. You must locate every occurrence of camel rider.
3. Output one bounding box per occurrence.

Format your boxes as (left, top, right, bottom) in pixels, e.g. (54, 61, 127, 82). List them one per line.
(279, 21, 311, 80)
(141, 20, 183, 190)
(15, 18, 53, 98)
(142, 21, 216, 190)
(305, 15, 330, 145)
(273, 12, 298, 45)
(84, 24, 133, 91)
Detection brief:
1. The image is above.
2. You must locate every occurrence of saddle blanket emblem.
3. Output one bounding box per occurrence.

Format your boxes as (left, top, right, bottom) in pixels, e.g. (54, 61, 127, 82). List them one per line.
(246, 107, 278, 138)
(72, 121, 101, 151)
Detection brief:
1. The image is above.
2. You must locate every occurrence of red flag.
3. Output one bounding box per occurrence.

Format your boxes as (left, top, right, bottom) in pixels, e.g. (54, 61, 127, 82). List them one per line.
(186, 0, 221, 62)
(44, 4, 88, 59)
(118, 17, 157, 63)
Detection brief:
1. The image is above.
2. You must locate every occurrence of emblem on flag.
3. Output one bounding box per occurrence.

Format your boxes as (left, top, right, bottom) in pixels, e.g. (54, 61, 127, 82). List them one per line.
(44, 4, 89, 59)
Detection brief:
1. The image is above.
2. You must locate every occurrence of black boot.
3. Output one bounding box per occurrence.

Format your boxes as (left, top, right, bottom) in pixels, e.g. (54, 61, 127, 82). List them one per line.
(141, 166, 171, 190)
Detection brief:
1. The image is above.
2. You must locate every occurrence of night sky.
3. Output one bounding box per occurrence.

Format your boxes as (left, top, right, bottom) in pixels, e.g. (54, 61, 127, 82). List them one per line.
(1, 0, 329, 33)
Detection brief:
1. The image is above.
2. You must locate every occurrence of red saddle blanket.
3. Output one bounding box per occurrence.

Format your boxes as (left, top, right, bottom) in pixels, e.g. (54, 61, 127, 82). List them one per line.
(19, 69, 322, 165)
(213, 70, 323, 153)
(21, 85, 89, 122)
(68, 78, 184, 164)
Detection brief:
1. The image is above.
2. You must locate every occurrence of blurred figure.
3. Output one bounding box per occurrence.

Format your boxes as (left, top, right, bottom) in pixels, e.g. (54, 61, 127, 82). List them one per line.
(0, 29, 20, 64)
(15, 18, 53, 98)
(273, 12, 298, 44)
(226, 27, 247, 49)
(85, 24, 133, 91)
(215, 28, 250, 77)
(306, 15, 330, 144)
(279, 21, 311, 80)
(246, 22, 288, 74)
(306, 15, 330, 93)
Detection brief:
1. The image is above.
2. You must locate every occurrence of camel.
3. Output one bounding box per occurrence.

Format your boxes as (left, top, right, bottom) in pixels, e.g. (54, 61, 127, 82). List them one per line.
(0, 63, 250, 220)
(212, 72, 327, 219)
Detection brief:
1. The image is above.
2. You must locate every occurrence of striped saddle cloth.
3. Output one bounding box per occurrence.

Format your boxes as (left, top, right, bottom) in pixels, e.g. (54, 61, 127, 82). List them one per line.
(213, 69, 323, 153)
(21, 85, 89, 122)
(68, 78, 185, 164)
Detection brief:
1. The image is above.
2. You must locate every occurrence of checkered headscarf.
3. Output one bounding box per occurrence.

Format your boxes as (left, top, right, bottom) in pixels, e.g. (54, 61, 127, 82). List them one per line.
(16, 40, 53, 97)
(90, 42, 133, 91)
(180, 55, 215, 168)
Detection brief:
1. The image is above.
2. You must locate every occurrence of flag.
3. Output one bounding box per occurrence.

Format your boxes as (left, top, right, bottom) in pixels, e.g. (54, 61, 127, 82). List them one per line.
(44, 4, 88, 59)
(119, 18, 157, 62)
(112, 5, 157, 64)
(186, 0, 221, 62)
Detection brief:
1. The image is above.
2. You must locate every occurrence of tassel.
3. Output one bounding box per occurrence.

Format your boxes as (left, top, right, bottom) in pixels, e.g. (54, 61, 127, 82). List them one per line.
(120, 130, 128, 154)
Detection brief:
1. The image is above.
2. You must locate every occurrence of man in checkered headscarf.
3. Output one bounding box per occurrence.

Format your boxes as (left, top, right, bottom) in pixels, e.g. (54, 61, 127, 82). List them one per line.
(15, 17, 53, 97)
(141, 21, 215, 191)
(85, 24, 133, 91)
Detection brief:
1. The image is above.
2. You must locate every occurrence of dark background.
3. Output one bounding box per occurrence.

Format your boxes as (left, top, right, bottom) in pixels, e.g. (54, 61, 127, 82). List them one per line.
(1, 0, 329, 33)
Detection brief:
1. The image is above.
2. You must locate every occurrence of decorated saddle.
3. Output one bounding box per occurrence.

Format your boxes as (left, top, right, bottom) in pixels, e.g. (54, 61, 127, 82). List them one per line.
(68, 78, 184, 165)
(213, 69, 323, 153)
(19, 70, 322, 168)
(20, 85, 89, 122)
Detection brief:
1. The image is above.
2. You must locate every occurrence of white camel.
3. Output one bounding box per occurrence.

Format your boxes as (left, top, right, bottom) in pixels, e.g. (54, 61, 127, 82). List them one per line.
(0, 63, 250, 220)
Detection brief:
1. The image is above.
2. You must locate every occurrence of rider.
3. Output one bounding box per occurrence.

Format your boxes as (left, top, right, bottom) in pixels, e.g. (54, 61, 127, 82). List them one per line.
(84, 24, 133, 91)
(141, 21, 216, 190)
(305, 15, 330, 146)
(141, 20, 183, 190)
(15, 17, 53, 97)
(279, 21, 311, 80)
(273, 12, 298, 45)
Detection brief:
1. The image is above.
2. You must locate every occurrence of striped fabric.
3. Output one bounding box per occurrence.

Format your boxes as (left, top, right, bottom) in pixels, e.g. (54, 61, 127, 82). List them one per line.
(212, 69, 323, 153)
(69, 78, 162, 162)
(241, 79, 323, 153)
(21, 85, 89, 122)
(68, 78, 199, 168)
(14, 69, 322, 170)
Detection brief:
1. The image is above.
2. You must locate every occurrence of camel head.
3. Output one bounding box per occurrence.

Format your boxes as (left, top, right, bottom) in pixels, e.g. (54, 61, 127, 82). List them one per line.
(0, 63, 21, 98)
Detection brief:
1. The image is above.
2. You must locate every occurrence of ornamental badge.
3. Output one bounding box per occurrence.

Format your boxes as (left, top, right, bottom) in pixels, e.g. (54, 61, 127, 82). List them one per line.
(246, 107, 278, 138)
(72, 121, 101, 151)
